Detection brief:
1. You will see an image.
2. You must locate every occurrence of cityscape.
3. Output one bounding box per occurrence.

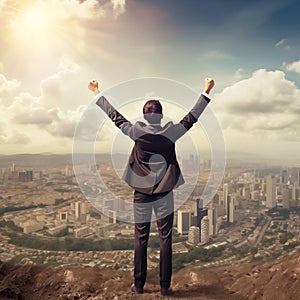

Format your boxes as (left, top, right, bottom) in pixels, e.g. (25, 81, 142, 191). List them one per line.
(0, 154, 299, 274)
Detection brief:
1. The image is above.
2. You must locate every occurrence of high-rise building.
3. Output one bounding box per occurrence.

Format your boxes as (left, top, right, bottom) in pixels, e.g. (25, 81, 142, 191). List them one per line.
(227, 195, 235, 223)
(18, 171, 26, 182)
(223, 183, 229, 215)
(282, 185, 291, 209)
(200, 216, 209, 244)
(26, 170, 33, 181)
(177, 210, 193, 234)
(292, 184, 297, 201)
(193, 198, 207, 226)
(266, 176, 277, 208)
(282, 170, 288, 184)
(188, 226, 200, 245)
(75, 201, 89, 223)
(208, 205, 217, 236)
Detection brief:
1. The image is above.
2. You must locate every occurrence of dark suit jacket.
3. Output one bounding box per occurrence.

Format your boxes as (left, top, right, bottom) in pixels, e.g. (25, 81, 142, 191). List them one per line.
(96, 94, 210, 195)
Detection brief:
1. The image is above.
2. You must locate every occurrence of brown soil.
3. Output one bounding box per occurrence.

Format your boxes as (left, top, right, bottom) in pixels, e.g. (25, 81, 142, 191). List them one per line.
(0, 254, 299, 300)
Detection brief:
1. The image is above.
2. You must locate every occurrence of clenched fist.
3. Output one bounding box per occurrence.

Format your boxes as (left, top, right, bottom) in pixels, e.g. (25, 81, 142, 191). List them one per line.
(88, 80, 100, 95)
(204, 77, 215, 94)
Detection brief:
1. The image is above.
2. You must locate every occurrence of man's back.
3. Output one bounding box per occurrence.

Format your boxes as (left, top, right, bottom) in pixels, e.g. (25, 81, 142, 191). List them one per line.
(123, 121, 183, 195)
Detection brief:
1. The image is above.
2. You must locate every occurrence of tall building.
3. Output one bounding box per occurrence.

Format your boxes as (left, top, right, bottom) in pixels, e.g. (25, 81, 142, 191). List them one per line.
(200, 216, 209, 244)
(26, 170, 33, 181)
(193, 198, 207, 227)
(292, 184, 297, 201)
(282, 185, 291, 209)
(208, 205, 217, 236)
(18, 171, 26, 182)
(75, 201, 89, 223)
(177, 210, 193, 234)
(227, 195, 235, 223)
(188, 226, 200, 245)
(223, 183, 229, 215)
(282, 170, 288, 184)
(266, 176, 277, 208)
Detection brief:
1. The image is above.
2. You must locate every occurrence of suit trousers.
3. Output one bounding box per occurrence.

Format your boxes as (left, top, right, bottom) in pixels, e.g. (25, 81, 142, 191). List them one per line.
(133, 190, 174, 289)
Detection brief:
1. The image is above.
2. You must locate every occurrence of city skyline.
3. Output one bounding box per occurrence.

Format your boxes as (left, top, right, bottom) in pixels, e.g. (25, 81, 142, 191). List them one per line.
(0, 0, 300, 159)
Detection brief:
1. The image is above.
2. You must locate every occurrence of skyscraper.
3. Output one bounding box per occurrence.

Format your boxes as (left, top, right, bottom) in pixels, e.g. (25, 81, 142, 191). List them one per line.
(282, 170, 288, 184)
(200, 216, 209, 244)
(26, 170, 33, 181)
(193, 198, 207, 227)
(177, 210, 193, 234)
(282, 185, 291, 209)
(223, 183, 229, 215)
(266, 175, 277, 208)
(208, 205, 217, 236)
(188, 226, 200, 245)
(227, 195, 235, 223)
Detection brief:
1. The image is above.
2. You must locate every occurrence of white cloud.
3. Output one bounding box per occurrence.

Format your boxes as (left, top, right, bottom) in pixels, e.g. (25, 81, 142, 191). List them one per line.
(0, 121, 30, 145)
(214, 69, 300, 141)
(275, 39, 290, 51)
(38, 0, 103, 20)
(275, 39, 286, 47)
(0, 74, 20, 106)
(1, 0, 126, 22)
(285, 60, 300, 74)
(40, 57, 81, 110)
(111, 0, 126, 18)
(0, 57, 92, 148)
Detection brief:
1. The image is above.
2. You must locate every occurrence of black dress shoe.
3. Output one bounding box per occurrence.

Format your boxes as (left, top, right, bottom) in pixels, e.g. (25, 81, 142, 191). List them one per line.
(131, 283, 143, 294)
(160, 287, 173, 296)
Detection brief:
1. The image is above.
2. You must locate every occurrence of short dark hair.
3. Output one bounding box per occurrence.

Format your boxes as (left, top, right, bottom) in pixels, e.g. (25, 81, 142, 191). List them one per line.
(143, 100, 163, 124)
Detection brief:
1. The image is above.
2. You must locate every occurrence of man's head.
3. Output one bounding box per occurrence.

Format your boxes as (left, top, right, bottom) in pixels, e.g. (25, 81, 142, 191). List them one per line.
(143, 100, 163, 124)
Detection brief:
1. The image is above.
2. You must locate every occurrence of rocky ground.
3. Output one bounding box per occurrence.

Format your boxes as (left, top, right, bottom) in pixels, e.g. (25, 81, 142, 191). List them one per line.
(0, 254, 299, 300)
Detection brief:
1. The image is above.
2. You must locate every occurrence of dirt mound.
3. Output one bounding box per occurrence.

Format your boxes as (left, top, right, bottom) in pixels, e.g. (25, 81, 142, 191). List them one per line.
(0, 254, 299, 300)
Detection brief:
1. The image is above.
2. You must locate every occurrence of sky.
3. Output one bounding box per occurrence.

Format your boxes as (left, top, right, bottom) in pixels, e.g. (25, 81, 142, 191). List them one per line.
(0, 0, 300, 162)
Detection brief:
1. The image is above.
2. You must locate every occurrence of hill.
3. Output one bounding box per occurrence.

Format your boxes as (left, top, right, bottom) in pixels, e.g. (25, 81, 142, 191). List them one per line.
(0, 254, 299, 299)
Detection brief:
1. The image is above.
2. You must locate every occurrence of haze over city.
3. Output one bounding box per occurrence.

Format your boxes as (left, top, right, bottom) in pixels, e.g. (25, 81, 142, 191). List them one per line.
(0, 0, 299, 161)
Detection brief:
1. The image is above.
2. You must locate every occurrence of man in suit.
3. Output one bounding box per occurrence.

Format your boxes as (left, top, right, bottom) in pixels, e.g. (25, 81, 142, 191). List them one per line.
(88, 77, 215, 296)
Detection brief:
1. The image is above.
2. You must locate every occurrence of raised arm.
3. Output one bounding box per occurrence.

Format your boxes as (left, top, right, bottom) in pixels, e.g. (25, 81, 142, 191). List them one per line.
(188, 77, 215, 120)
(174, 78, 215, 139)
(88, 80, 135, 139)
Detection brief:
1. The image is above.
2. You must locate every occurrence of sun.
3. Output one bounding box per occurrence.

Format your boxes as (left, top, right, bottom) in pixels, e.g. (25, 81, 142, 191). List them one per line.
(5, 1, 86, 57)
(23, 10, 49, 31)
(11, 7, 51, 37)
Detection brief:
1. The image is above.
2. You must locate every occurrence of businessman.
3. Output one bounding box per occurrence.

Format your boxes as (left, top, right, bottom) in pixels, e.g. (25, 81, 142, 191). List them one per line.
(88, 77, 215, 296)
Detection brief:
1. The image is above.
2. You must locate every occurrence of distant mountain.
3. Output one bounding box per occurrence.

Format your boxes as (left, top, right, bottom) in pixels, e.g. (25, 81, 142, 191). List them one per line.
(0, 152, 298, 168)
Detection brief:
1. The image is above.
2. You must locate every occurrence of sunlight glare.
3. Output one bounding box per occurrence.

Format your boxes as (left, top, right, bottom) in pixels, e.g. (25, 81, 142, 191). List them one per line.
(24, 10, 48, 31)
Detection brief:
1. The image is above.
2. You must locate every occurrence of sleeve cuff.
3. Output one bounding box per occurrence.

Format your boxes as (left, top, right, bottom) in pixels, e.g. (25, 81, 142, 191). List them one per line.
(94, 92, 102, 101)
(201, 92, 211, 100)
